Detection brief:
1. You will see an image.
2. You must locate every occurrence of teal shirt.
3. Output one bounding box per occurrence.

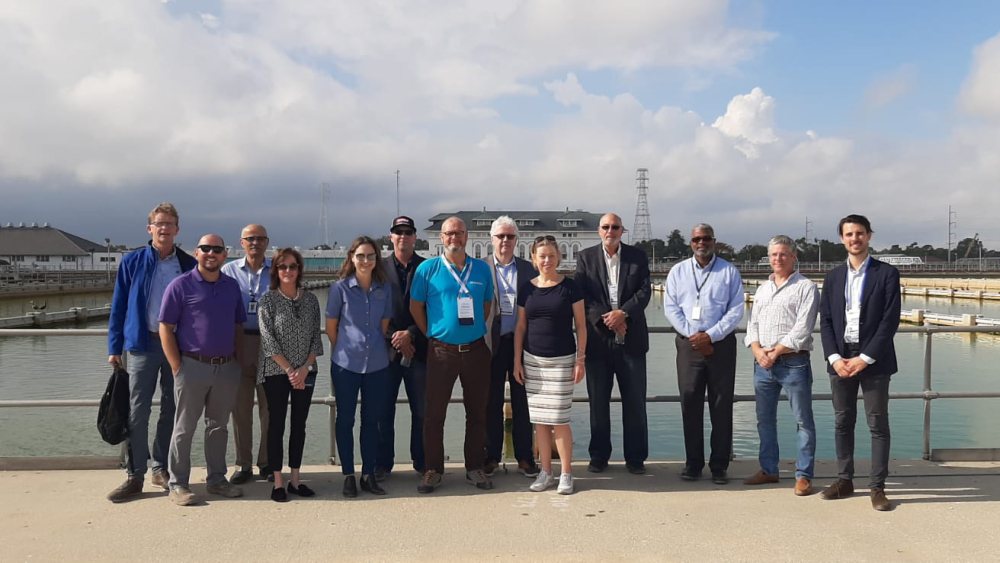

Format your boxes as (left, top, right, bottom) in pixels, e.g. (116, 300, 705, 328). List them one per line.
(411, 255, 493, 345)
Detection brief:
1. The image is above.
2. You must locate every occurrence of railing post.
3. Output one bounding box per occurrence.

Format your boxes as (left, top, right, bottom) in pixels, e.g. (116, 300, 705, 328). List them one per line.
(328, 396, 337, 465)
(922, 328, 933, 460)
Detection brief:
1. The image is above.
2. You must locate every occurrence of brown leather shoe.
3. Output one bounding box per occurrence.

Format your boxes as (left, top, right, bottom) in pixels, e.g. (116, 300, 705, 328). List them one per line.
(794, 477, 814, 496)
(820, 478, 854, 500)
(871, 488, 892, 511)
(743, 469, 780, 485)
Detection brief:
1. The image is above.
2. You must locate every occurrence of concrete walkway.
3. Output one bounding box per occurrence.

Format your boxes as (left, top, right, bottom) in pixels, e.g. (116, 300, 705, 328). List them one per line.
(2, 459, 999, 562)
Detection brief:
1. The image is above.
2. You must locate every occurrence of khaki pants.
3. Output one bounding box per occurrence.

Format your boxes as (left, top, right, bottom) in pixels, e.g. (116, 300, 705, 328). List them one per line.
(231, 333, 269, 471)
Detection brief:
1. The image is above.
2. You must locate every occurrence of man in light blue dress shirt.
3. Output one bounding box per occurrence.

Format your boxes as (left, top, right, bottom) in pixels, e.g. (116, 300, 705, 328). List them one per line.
(221, 224, 272, 484)
(664, 223, 744, 484)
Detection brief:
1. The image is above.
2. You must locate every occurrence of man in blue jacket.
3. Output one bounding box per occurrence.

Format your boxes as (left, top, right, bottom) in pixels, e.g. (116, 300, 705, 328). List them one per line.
(106, 202, 197, 503)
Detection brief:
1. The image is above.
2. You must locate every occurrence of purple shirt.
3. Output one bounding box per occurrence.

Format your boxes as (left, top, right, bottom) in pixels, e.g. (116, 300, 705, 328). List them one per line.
(159, 268, 247, 357)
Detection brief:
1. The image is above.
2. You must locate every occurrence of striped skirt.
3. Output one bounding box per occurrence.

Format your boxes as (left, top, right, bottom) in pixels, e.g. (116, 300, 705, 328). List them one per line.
(523, 351, 575, 425)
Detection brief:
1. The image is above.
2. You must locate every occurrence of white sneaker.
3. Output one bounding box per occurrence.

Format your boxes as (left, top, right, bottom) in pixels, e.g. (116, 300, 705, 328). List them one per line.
(529, 469, 555, 492)
(557, 473, 574, 495)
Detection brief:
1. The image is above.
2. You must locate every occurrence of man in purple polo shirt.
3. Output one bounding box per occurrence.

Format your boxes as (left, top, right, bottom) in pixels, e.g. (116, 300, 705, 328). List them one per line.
(159, 234, 247, 506)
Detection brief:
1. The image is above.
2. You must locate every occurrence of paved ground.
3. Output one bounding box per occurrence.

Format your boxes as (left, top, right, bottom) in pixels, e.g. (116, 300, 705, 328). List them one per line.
(2, 458, 999, 562)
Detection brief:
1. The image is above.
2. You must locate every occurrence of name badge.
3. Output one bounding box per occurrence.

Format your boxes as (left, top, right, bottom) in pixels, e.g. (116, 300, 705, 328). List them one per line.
(458, 296, 475, 326)
(500, 293, 515, 316)
(691, 304, 702, 321)
(248, 300, 258, 315)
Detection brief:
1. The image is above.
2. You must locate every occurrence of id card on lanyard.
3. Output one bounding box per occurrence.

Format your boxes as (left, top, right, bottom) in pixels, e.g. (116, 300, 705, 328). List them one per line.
(496, 263, 516, 316)
(690, 257, 715, 322)
(444, 257, 476, 326)
(246, 265, 263, 316)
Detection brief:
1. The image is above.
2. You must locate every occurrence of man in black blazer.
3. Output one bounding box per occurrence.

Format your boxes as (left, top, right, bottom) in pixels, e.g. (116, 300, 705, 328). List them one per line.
(375, 215, 428, 480)
(818, 214, 900, 511)
(483, 216, 539, 477)
(575, 212, 651, 474)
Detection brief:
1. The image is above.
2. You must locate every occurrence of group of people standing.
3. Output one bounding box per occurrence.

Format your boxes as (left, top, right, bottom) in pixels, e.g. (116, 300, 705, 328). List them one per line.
(106, 203, 900, 512)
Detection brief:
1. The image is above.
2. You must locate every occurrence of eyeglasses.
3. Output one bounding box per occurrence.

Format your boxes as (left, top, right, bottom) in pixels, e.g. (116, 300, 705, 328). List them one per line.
(691, 236, 715, 244)
(242, 236, 269, 243)
(353, 252, 378, 262)
(277, 263, 300, 271)
(493, 234, 516, 241)
(442, 231, 466, 238)
(149, 221, 177, 229)
(197, 245, 225, 254)
(600, 225, 622, 231)
(393, 229, 416, 236)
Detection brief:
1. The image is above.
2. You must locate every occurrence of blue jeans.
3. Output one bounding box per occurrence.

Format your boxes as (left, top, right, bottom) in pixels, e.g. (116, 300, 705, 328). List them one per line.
(377, 359, 427, 473)
(331, 363, 389, 476)
(753, 354, 816, 479)
(126, 336, 176, 477)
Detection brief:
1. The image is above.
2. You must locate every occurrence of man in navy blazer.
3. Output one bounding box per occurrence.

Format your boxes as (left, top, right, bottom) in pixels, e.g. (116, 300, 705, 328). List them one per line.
(575, 212, 651, 474)
(483, 216, 539, 477)
(818, 214, 900, 511)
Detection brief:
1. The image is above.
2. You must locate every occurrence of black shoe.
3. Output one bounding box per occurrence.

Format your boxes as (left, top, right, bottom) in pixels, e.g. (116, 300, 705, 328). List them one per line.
(360, 475, 387, 496)
(626, 462, 646, 475)
(229, 469, 253, 485)
(257, 467, 269, 481)
(680, 466, 701, 481)
(287, 482, 316, 497)
(820, 478, 855, 500)
(343, 476, 358, 498)
(374, 467, 389, 482)
(711, 470, 729, 485)
(271, 487, 289, 503)
(587, 460, 608, 473)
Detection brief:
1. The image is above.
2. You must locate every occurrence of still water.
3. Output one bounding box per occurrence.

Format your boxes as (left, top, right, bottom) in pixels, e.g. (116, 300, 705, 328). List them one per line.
(1, 289, 999, 466)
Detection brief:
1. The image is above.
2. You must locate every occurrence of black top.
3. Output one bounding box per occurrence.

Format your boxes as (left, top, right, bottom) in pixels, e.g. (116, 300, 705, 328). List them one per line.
(518, 277, 584, 357)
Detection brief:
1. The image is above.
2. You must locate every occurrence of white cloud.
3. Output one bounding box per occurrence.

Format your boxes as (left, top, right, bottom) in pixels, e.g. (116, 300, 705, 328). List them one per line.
(864, 64, 917, 110)
(711, 87, 777, 158)
(959, 33, 1000, 119)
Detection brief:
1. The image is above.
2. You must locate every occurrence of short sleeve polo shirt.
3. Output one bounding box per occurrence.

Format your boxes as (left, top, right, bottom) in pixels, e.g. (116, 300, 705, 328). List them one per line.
(411, 255, 494, 345)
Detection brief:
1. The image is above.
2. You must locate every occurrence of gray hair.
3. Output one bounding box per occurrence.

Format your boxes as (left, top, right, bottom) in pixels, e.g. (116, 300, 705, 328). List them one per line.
(691, 223, 715, 238)
(490, 215, 518, 236)
(767, 235, 796, 253)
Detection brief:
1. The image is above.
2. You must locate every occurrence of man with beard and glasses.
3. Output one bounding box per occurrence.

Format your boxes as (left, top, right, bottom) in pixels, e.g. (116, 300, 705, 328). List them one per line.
(159, 234, 246, 506)
(664, 223, 743, 485)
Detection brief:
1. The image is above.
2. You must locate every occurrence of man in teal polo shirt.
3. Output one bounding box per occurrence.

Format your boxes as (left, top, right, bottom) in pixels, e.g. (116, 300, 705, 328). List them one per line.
(410, 216, 494, 493)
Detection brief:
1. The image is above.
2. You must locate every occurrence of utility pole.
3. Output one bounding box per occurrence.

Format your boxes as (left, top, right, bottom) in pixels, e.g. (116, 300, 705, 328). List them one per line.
(320, 183, 331, 247)
(805, 216, 813, 265)
(632, 168, 652, 243)
(395, 169, 400, 217)
(948, 206, 957, 269)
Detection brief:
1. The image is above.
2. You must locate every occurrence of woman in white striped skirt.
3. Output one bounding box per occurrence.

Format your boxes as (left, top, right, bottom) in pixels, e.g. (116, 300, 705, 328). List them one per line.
(514, 235, 587, 494)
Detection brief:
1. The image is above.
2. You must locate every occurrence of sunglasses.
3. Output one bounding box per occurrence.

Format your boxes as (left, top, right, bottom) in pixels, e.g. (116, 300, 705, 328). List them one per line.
(493, 234, 516, 241)
(242, 236, 269, 243)
(691, 236, 715, 244)
(600, 225, 622, 231)
(277, 263, 300, 271)
(393, 229, 416, 236)
(197, 245, 225, 254)
(354, 252, 378, 262)
(534, 235, 556, 243)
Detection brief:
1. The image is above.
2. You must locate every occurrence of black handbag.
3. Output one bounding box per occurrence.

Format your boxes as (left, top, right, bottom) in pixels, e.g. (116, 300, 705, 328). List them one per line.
(97, 366, 131, 445)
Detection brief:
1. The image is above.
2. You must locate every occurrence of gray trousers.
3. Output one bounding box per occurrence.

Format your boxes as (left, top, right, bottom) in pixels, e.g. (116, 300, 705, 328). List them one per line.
(231, 334, 269, 471)
(168, 356, 241, 488)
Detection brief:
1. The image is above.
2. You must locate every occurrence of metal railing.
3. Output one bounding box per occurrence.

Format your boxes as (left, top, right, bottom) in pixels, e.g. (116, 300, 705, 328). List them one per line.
(1, 325, 999, 464)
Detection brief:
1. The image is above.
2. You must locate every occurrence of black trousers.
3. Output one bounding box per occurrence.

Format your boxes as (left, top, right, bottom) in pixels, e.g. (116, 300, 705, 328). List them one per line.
(585, 341, 648, 465)
(675, 333, 737, 474)
(262, 373, 315, 471)
(830, 370, 891, 489)
(486, 334, 533, 463)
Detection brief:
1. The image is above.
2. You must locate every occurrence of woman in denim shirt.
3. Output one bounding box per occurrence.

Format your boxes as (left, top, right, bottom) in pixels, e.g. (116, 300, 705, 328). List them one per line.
(326, 236, 394, 497)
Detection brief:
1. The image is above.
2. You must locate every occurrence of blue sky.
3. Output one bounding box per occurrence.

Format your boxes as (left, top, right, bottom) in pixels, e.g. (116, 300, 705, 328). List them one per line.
(2, 1, 1000, 250)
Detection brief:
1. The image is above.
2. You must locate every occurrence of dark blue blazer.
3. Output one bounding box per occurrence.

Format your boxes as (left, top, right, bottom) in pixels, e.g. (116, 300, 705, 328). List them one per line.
(574, 243, 651, 357)
(819, 257, 901, 377)
(486, 256, 536, 354)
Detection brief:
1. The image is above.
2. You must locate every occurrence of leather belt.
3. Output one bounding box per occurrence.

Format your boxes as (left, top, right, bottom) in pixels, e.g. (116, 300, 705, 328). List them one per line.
(244, 328, 260, 336)
(431, 338, 486, 353)
(182, 352, 235, 365)
(843, 343, 862, 358)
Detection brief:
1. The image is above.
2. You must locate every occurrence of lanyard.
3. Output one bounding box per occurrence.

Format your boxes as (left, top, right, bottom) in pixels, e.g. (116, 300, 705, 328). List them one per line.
(245, 260, 264, 300)
(690, 256, 716, 299)
(494, 260, 515, 294)
(443, 256, 472, 294)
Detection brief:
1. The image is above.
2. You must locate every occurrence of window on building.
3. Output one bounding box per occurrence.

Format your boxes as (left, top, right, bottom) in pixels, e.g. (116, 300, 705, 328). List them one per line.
(560, 243, 568, 260)
(36, 256, 50, 262)
(14, 256, 24, 262)
(62, 256, 76, 262)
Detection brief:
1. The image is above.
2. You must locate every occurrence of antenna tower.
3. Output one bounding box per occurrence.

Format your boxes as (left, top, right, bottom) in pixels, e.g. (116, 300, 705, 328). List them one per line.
(320, 183, 331, 246)
(632, 168, 652, 242)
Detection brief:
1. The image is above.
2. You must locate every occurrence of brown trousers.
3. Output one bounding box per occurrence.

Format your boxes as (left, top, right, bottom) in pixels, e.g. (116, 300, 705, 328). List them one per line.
(232, 333, 269, 471)
(424, 338, 490, 473)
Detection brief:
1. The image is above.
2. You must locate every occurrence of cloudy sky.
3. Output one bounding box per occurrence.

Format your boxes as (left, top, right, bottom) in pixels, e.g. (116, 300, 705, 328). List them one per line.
(2, 1, 1000, 250)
